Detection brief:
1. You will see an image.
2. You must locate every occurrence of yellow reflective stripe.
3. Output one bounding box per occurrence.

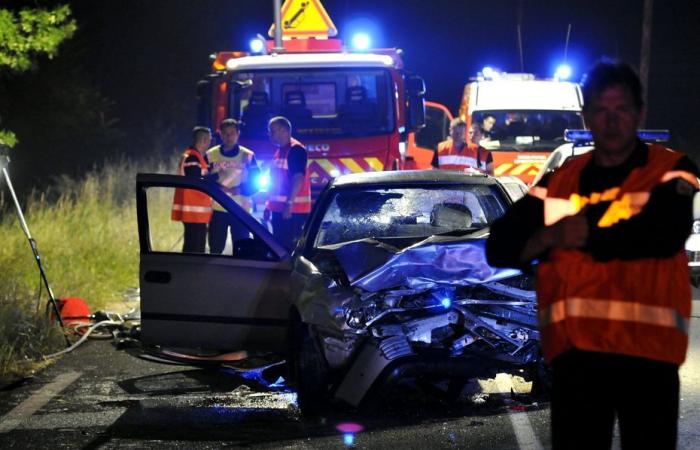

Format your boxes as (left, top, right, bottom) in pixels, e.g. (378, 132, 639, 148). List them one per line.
(340, 158, 364, 173)
(365, 157, 384, 171)
(316, 159, 337, 175)
(661, 170, 700, 189)
(543, 197, 579, 226)
(540, 298, 689, 335)
(509, 163, 534, 176)
(172, 205, 212, 213)
(597, 192, 650, 228)
(269, 195, 310, 203)
(494, 163, 513, 176)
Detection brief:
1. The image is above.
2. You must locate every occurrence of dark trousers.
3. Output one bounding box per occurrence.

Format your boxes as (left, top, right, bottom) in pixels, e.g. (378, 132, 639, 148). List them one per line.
(182, 222, 207, 253)
(208, 210, 250, 255)
(551, 349, 679, 450)
(271, 212, 308, 252)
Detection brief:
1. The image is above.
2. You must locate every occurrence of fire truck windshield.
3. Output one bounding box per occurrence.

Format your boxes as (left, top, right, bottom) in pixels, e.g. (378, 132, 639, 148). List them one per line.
(233, 68, 395, 139)
(472, 110, 584, 152)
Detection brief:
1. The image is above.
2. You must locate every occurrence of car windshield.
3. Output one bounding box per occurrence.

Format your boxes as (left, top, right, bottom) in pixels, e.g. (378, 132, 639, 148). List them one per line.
(473, 110, 584, 152)
(232, 68, 394, 139)
(314, 184, 508, 247)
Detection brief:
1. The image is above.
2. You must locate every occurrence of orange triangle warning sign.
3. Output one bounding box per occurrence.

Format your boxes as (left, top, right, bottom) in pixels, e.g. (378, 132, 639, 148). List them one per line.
(268, 0, 338, 39)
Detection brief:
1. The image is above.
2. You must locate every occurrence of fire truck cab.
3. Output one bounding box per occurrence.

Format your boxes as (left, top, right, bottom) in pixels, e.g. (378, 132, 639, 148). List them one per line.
(460, 71, 584, 184)
(196, 38, 426, 196)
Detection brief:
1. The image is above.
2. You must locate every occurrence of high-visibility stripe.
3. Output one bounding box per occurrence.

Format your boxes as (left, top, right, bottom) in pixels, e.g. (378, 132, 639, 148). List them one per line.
(365, 157, 384, 171)
(316, 159, 337, 176)
(661, 170, 700, 189)
(438, 155, 479, 167)
(494, 163, 514, 176)
(340, 158, 365, 173)
(539, 298, 689, 335)
(268, 195, 311, 203)
(172, 205, 213, 213)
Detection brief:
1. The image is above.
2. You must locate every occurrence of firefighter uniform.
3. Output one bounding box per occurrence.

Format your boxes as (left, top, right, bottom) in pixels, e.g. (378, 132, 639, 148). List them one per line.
(487, 141, 699, 449)
(432, 139, 492, 173)
(171, 147, 212, 253)
(206, 144, 259, 254)
(266, 138, 311, 250)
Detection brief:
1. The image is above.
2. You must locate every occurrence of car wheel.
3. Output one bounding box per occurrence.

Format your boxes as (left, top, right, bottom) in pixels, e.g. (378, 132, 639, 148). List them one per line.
(691, 275, 700, 288)
(528, 361, 552, 399)
(289, 313, 330, 416)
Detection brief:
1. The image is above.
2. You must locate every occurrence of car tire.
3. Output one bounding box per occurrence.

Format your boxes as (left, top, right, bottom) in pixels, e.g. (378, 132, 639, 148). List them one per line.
(691, 275, 700, 289)
(289, 313, 330, 416)
(528, 361, 552, 399)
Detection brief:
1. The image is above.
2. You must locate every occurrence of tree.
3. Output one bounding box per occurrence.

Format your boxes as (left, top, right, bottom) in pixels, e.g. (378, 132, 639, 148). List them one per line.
(0, 5, 76, 147)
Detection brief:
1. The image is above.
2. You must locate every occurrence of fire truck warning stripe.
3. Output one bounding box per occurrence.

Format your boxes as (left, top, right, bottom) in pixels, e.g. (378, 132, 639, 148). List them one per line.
(509, 163, 537, 176)
(494, 163, 514, 176)
(365, 157, 384, 171)
(316, 159, 338, 175)
(340, 158, 365, 173)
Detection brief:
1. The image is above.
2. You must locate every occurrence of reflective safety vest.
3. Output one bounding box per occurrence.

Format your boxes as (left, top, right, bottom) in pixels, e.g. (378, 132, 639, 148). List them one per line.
(171, 148, 213, 223)
(266, 138, 311, 214)
(436, 140, 490, 172)
(531, 144, 698, 365)
(206, 144, 255, 213)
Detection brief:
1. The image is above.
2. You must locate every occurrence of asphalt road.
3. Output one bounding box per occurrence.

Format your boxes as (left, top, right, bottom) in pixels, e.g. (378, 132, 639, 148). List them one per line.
(1, 298, 699, 449)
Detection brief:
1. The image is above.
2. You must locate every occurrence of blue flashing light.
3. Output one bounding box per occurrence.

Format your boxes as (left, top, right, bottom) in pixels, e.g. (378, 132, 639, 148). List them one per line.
(482, 66, 497, 79)
(441, 298, 452, 308)
(256, 172, 271, 192)
(351, 33, 371, 51)
(565, 129, 671, 143)
(555, 64, 572, 80)
(343, 433, 355, 446)
(249, 38, 265, 54)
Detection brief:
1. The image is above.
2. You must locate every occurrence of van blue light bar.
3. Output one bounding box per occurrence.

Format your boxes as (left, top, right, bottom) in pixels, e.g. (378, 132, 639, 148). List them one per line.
(564, 129, 671, 143)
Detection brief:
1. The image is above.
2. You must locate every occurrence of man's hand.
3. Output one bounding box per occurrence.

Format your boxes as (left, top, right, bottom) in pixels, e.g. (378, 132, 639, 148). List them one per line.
(547, 210, 589, 249)
(283, 202, 293, 220)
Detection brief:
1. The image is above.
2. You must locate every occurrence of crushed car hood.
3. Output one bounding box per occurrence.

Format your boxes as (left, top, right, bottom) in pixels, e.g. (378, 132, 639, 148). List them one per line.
(327, 232, 521, 292)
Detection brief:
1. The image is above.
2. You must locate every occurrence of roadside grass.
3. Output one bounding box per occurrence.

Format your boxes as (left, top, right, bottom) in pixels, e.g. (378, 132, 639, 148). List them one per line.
(0, 157, 175, 382)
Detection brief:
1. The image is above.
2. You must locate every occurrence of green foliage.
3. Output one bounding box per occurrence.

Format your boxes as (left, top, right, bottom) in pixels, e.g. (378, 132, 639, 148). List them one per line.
(0, 5, 76, 72)
(0, 129, 17, 148)
(0, 156, 172, 381)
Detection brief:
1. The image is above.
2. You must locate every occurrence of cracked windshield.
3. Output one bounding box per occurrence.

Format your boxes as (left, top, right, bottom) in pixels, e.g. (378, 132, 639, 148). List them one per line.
(315, 185, 507, 247)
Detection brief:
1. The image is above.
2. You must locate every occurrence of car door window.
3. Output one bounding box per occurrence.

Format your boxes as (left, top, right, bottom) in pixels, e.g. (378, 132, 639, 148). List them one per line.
(145, 186, 277, 261)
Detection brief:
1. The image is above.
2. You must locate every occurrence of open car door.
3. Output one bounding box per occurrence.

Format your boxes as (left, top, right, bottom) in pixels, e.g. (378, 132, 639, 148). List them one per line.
(136, 174, 291, 353)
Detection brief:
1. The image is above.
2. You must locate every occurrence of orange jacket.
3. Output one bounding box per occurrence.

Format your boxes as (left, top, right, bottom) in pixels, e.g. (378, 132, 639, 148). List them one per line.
(534, 145, 696, 365)
(436, 140, 491, 172)
(171, 148, 213, 223)
(266, 138, 311, 214)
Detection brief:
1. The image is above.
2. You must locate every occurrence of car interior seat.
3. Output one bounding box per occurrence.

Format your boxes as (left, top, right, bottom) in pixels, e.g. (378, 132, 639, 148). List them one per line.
(281, 90, 313, 124)
(242, 91, 274, 137)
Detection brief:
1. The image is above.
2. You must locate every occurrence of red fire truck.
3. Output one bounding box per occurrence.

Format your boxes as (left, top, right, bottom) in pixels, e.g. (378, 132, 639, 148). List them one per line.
(194, 0, 428, 196)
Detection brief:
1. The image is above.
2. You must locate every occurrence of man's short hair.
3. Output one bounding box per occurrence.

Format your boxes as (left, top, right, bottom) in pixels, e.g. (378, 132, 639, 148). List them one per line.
(192, 126, 211, 143)
(450, 117, 467, 130)
(220, 118, 241, 131)
(582, 61, 644, 112)
(268, 116, 292, 132)
(482, 114, 496, 122)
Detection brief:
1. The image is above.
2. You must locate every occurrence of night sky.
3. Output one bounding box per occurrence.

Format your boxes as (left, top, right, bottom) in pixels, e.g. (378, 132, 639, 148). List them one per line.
(3, 0, 700, 188)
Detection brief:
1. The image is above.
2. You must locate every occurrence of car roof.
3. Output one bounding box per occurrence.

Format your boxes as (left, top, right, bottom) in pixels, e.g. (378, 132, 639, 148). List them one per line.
(330, 170, 500, 187)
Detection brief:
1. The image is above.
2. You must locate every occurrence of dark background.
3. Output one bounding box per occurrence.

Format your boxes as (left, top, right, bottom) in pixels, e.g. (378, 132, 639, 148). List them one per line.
(1, 0, 699, 193)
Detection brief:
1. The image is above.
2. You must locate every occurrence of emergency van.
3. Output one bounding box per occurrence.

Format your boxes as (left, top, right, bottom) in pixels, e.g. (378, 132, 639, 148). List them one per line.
(459, 71, 584, 184)
(195, 0, 428, 197)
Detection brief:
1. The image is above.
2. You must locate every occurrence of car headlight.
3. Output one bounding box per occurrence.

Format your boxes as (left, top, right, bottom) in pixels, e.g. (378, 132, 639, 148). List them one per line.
(693, 220, 700, 234)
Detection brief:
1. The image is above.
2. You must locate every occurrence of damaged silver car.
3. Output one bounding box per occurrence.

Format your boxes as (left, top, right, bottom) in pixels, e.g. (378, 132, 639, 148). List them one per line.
(136, 170, 541, 414)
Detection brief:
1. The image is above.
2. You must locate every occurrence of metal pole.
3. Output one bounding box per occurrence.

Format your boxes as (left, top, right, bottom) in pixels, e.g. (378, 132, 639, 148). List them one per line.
(0, 155, 70, 346)
(564, 23, 572, 63)
(273, 0, 284, 53)
(517, 0, 524, 72)
(640, 0, 653, 125)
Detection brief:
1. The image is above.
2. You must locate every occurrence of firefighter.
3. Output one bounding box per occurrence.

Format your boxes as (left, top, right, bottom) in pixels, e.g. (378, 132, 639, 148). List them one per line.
(486, 61, 699, 450)
(431, 118, 494, 175)
(206, 118, 260, 255)
(171, 126, 213, 253)
(473, 113, 496, 144)
(264, 116, 311, 251)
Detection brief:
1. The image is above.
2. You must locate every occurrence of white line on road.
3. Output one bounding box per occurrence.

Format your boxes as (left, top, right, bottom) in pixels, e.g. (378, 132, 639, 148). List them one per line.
(495, 374, 544, 450)
(0, 371, 82, 433)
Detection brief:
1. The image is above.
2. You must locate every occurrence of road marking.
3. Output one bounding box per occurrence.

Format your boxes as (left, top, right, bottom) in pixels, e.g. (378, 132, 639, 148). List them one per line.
(495, 374, 544, 450)
(0, 371, 81, 433)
